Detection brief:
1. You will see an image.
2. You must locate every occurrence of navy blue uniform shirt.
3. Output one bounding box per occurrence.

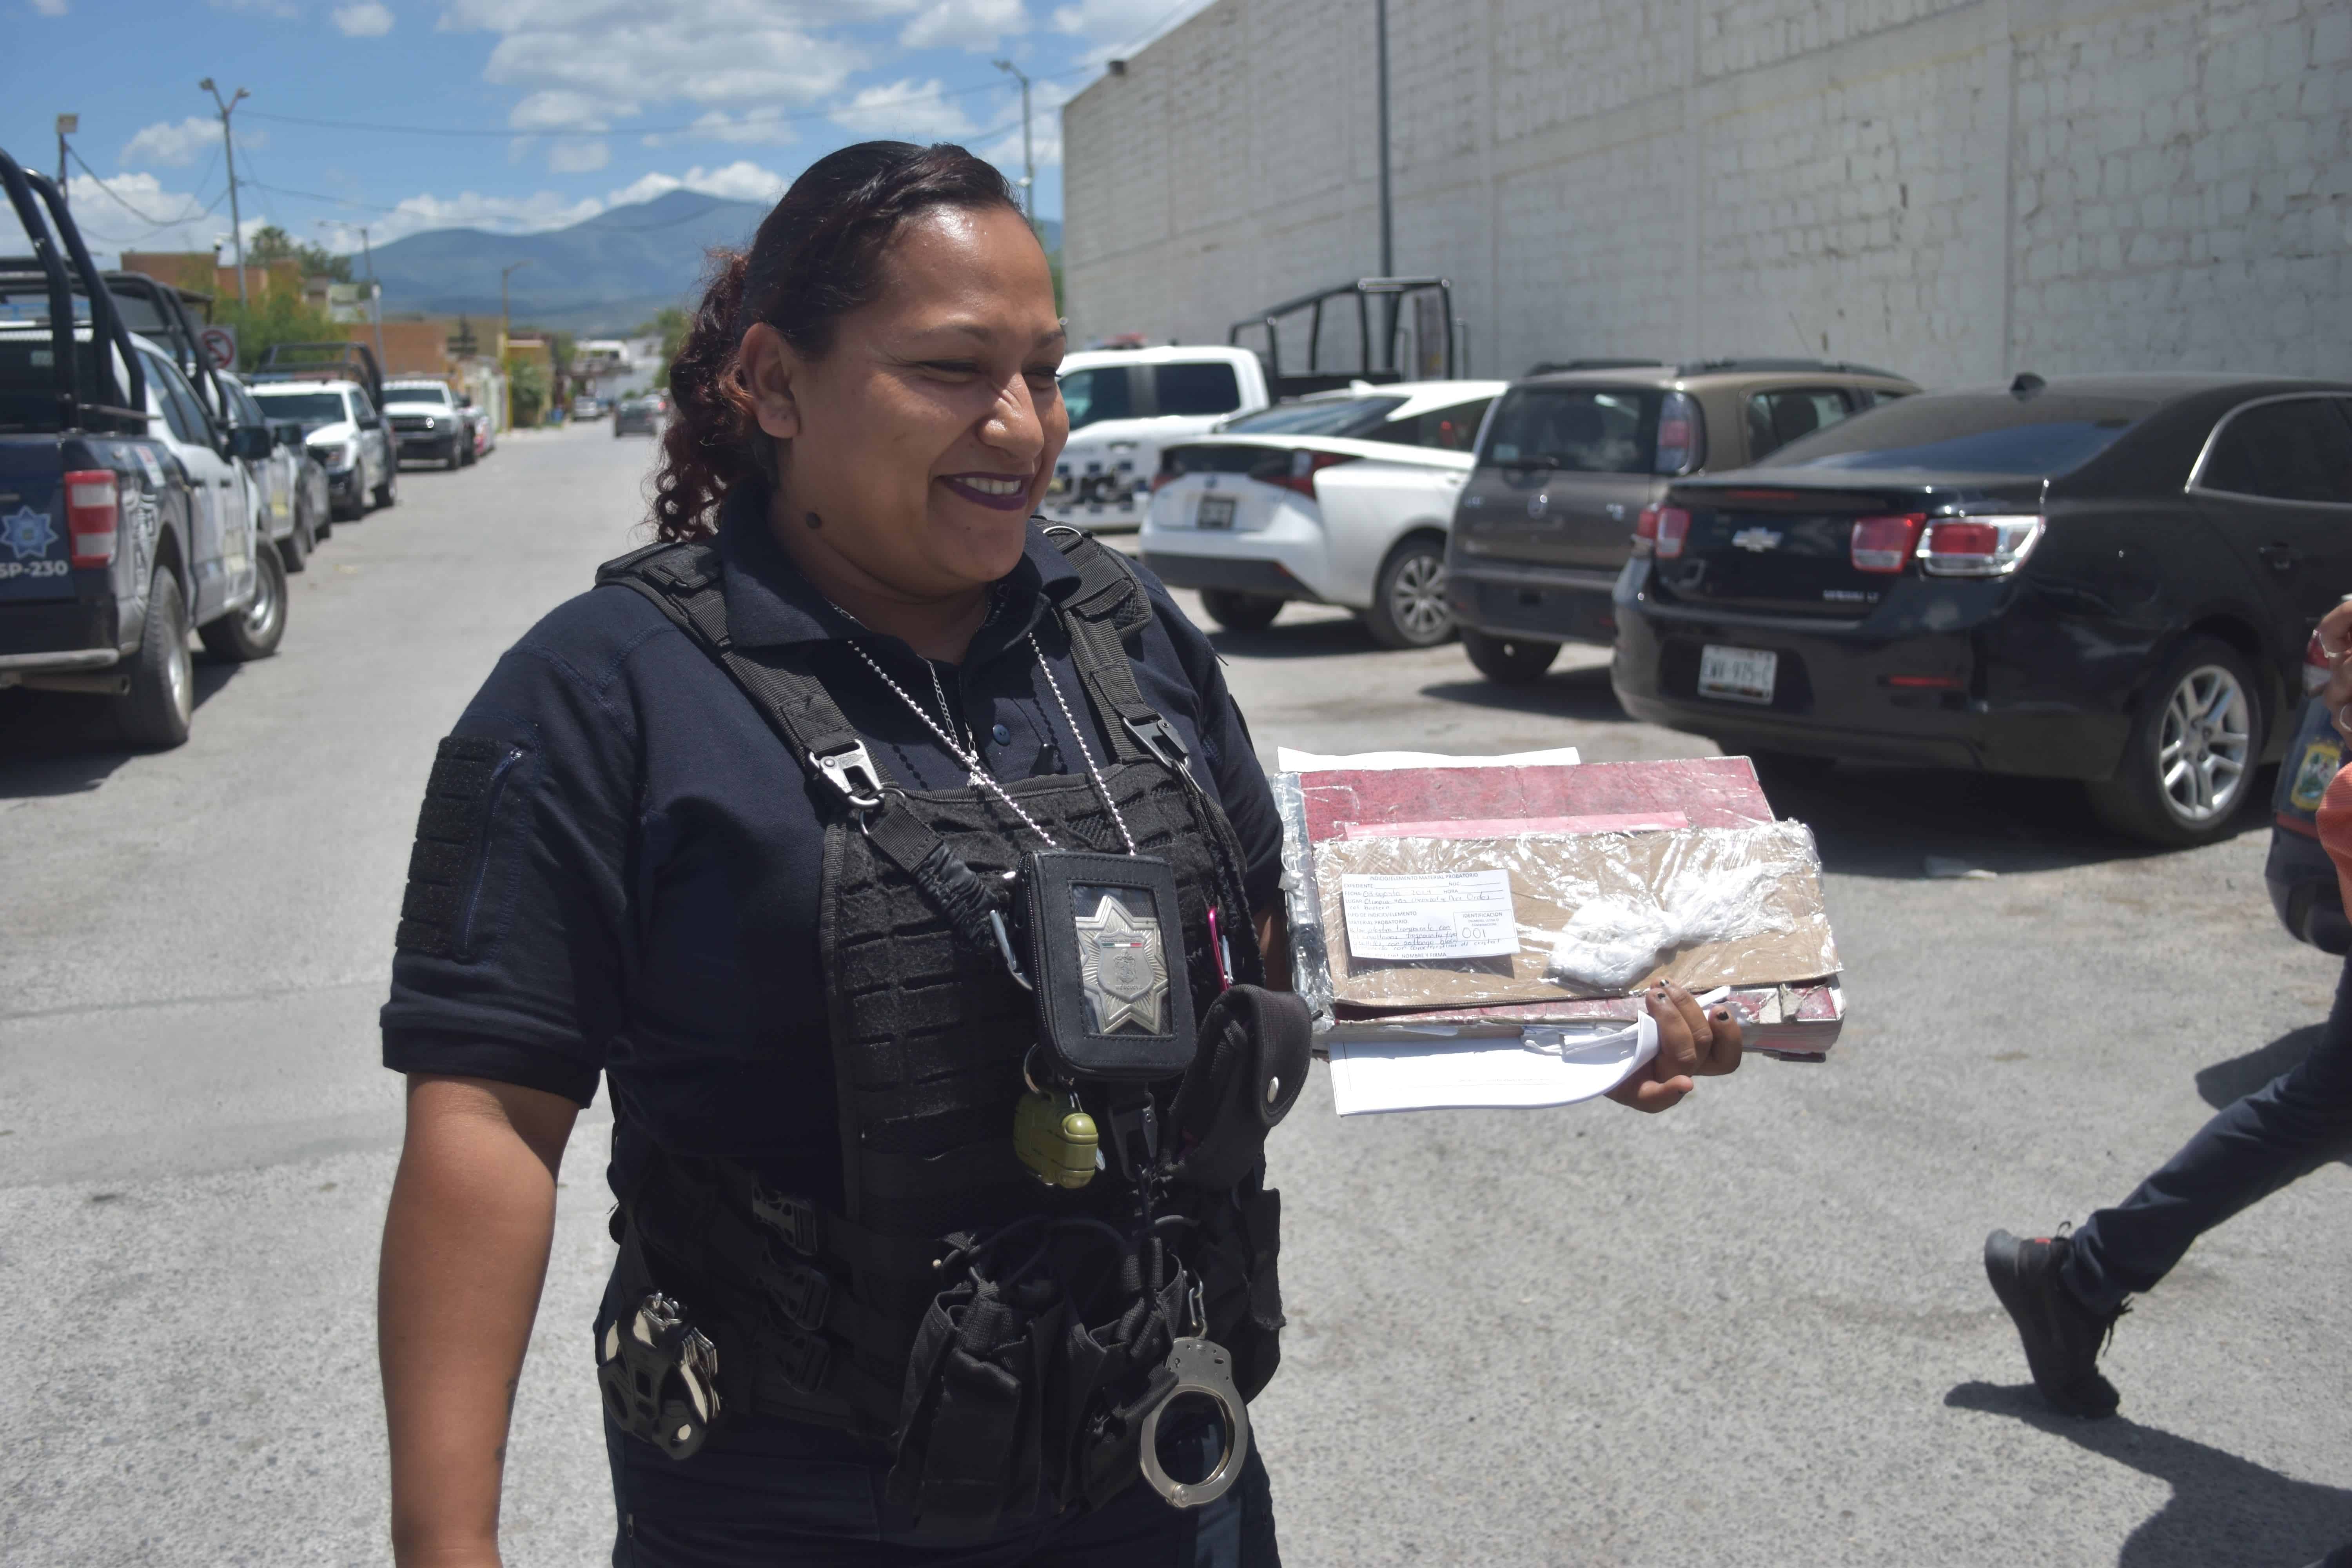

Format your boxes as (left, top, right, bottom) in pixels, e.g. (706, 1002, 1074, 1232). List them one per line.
(381, 481, 1283, 1211)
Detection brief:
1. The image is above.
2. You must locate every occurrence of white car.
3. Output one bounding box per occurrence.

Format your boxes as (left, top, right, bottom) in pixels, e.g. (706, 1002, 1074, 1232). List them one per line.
(1042, 345, 1270, 533)
(1137, 379, 1506, 647)
(249, 379, 396, 521)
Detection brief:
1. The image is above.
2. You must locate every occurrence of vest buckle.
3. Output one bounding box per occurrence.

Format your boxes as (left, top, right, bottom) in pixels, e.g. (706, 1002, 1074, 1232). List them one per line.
(750, 1186, 824, 1256)
(1120, 710, 1191, 774)
(811, 741, 885, 809)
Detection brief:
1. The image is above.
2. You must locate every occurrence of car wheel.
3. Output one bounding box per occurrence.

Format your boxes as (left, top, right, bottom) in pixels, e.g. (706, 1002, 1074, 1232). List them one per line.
(280, 510, 310, 574)
(1363, 536, 1456, 650)
(1199, 588, 1283, 633)
(116, 567, 193, 749)
(1461, 628, 1559, 684)
(2086, 637, 2263, 846)
(198, 544, 288, 663)
(373, 461, 397, 510)
(444, 443, 463, 472)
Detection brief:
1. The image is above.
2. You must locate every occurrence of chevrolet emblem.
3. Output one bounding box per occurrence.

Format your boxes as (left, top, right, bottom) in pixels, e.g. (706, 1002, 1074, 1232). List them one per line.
(1730, 527, 1782, 552)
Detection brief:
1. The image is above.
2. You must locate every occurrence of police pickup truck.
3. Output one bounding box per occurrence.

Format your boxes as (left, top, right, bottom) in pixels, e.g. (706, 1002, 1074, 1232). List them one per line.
(0, 147, 286, 748)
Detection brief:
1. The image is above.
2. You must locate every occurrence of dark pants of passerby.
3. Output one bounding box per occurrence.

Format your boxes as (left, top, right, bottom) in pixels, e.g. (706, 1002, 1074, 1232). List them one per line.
(2063, 954, 2352, 1316)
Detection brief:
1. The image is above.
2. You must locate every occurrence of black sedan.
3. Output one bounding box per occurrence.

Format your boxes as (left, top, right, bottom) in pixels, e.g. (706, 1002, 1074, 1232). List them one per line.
(1611, 374, 2352, 845)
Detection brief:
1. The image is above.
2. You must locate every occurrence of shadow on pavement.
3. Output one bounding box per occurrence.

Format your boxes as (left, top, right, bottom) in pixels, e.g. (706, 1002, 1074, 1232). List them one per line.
(2192, 1023, 2351, 1170)
(1743, 761, 2274, 881)
(1945, 1381, 2352, 1567)
(0, 660, 240, 797)
(1203, 615, 1382, 660)
(1418, 662, 1641, 725)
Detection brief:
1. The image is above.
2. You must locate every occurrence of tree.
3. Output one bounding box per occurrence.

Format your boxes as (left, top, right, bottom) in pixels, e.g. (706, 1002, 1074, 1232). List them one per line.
(213, 288, 344, 372)
(506, 353, 550, 427)
(246, 224, 353, 283)
(651, 306, 689, 396)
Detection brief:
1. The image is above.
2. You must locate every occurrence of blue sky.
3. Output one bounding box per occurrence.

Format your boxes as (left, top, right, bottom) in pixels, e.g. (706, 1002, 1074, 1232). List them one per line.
(4, 0, 1208, 261)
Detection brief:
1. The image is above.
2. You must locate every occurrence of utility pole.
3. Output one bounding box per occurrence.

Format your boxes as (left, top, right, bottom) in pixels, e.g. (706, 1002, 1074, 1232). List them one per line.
(1374, 0, 1396, 372)
(199, 79, 250, 306)
(993, 60, 1036, 228)
(54, 114, 76, 211)
(501, 260, 532, 430)
(318, 220, 389, 374)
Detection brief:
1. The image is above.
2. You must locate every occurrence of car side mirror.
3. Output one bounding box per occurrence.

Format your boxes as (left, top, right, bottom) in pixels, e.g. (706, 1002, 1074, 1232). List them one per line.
(359, 415, 382, 431)
(271, 419, 303, 448)
(230, 424, 274, 461)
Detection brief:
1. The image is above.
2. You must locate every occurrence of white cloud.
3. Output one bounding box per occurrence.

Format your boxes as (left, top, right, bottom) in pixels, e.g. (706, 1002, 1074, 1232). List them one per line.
(546, 136, 611, 172)
(607, 162, 789, 206)
(209, 0, 301, 16)
(900, 0, 1027, 53)
(508, 89, 610, 132)
(642, 108, 799, 148)
(358, 188, 606, 245)
(830, 78, 980, 141)
(332, 0, 392, 34)
(1050, 0, 1210, 59)
(120, 116, 268, 169)
(449, 0, 875, 120)
(31, 0, 69, 16)
(59, 172, 225, 258)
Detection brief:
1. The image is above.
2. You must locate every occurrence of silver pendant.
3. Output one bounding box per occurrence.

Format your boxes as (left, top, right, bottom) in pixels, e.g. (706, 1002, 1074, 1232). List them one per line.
(1073, 893, 1169, 1034)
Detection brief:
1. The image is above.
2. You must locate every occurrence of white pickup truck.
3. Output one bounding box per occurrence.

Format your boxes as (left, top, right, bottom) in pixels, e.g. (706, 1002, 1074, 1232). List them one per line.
(1042, 345, 1269, 533)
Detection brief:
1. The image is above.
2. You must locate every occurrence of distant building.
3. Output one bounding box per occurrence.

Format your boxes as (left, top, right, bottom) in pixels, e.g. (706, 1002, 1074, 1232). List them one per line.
(1062, 0, 2351, 386)
(119, 251, 303, 305)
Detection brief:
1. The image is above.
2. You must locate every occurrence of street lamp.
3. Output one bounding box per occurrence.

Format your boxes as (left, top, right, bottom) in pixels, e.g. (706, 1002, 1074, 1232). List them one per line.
(54, 114, 76, 211)
(198, 79, 251, 306)
(993, 60, 1035, 228)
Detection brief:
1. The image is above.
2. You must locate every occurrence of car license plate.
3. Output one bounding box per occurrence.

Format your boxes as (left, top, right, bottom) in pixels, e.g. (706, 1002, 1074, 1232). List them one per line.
(1195, 495, 1236, 530)
(1699, 644, 1777, 704)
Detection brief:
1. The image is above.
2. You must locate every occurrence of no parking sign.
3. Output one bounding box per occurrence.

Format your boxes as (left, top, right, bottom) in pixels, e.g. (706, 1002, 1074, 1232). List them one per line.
(198, 325, 237, 371)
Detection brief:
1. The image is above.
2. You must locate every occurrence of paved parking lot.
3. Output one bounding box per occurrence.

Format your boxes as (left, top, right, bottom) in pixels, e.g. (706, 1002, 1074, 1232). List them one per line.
(2, 424, 2346, 1566)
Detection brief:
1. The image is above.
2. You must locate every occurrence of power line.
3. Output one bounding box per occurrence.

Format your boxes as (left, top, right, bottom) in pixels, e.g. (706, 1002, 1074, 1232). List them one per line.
(240, 69, 1085, 142)
(65, 144, 185, 227)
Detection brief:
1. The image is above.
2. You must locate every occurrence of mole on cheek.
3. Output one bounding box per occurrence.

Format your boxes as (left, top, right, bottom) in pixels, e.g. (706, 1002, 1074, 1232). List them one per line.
(805, 511, 824, 531)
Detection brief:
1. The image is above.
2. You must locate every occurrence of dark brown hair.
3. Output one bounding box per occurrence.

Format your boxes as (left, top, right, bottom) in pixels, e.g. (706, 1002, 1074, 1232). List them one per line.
(651, 141, 1024, 541)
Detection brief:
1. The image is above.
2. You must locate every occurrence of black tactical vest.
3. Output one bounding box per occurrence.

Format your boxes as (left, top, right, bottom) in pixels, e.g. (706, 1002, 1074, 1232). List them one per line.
(592, 528, 1285, 1530)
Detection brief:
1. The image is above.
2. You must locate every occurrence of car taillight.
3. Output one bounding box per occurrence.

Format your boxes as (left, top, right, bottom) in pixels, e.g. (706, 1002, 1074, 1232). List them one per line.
(1151, 457, 1179, 493)
(1849, 513, 1925, 573)
(1650, 506, 1690, 560)
(1258, 449, 1356, 499)
(65, 470, 119, 567)
(1916, 514, 2044, 577)
(1632, 505, 1659, 554)
(2306, 630, 2333, 694)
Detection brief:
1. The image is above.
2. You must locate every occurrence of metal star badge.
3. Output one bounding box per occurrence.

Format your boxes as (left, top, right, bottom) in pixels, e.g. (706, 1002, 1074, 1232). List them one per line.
(1, 506, 58, 563)
(1074, 893, 1169, 1035)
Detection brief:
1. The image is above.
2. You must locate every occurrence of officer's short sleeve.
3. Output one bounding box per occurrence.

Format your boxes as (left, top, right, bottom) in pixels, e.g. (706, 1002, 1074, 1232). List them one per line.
(380, 618, 639, 1106)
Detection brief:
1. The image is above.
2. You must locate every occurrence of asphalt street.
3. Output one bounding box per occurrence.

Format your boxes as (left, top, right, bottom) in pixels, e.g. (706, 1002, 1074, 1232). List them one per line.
(3, 423, 2347, 1566)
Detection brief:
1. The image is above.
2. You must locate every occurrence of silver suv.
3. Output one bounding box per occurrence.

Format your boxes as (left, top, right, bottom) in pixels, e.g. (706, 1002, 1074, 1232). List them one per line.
(1445, 358, 1918, 682)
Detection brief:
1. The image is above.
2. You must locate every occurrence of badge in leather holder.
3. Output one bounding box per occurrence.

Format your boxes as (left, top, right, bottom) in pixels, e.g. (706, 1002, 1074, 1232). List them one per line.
(1021, 849, 1198, 1082)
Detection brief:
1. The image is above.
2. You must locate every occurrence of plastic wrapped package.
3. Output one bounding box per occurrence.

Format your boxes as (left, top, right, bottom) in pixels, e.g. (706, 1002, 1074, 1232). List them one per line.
(1309, 821, 1838, 1011)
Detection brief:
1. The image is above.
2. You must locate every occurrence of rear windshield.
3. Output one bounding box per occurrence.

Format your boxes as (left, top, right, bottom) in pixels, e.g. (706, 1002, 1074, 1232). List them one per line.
(1151, 361, 1242, 416)
(1761, 391, 2151, 475)
(1224, 396, 1406, 437)
(253, 390, 349, 428)
(1480, 386, 1661, 473)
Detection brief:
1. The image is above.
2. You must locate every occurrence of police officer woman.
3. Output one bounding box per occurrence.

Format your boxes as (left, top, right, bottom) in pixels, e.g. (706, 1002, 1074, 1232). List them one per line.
(376, 141, 1742, 1568)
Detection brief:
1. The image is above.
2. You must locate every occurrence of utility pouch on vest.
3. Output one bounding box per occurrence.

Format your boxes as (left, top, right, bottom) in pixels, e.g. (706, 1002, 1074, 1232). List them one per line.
(1021, 849, 1198, 1082)
(1166, 986, 1312, 1191)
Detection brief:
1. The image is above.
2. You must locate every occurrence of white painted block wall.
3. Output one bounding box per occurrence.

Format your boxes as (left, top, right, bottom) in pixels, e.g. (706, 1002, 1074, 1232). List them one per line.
(1062, 0, 2351, 387)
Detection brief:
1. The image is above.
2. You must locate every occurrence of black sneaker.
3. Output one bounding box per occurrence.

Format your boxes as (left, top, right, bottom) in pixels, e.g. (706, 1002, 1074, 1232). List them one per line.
(1984, 1228, 2125, 1418)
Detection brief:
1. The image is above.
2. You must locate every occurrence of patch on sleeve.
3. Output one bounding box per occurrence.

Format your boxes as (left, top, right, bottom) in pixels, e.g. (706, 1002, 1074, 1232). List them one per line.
(397, 734, 526, 958)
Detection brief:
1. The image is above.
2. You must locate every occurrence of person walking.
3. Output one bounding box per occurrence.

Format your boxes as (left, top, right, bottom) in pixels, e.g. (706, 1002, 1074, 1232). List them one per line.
(1986, 597, 2352, 1425)
(372, 140, 1746, 1568)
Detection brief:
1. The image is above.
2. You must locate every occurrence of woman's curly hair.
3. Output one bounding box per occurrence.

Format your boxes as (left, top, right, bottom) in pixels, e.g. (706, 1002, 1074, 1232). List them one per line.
(650, 142, 1023, 541)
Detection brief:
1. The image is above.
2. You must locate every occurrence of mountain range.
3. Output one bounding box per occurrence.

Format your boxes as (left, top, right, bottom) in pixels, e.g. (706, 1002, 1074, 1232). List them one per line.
(369, 189, 1062, 336)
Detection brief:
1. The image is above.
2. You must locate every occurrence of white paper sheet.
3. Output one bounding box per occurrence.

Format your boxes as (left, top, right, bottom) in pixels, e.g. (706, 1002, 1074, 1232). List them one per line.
(1339, 869, 1518, 960)
(1274, 746, 1582, 773)
(1327, 1010, 1659, 1115)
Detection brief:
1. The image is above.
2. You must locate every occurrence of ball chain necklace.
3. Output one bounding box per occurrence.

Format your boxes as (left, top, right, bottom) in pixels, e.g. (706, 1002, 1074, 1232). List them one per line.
(821, 590, 1139, 856)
